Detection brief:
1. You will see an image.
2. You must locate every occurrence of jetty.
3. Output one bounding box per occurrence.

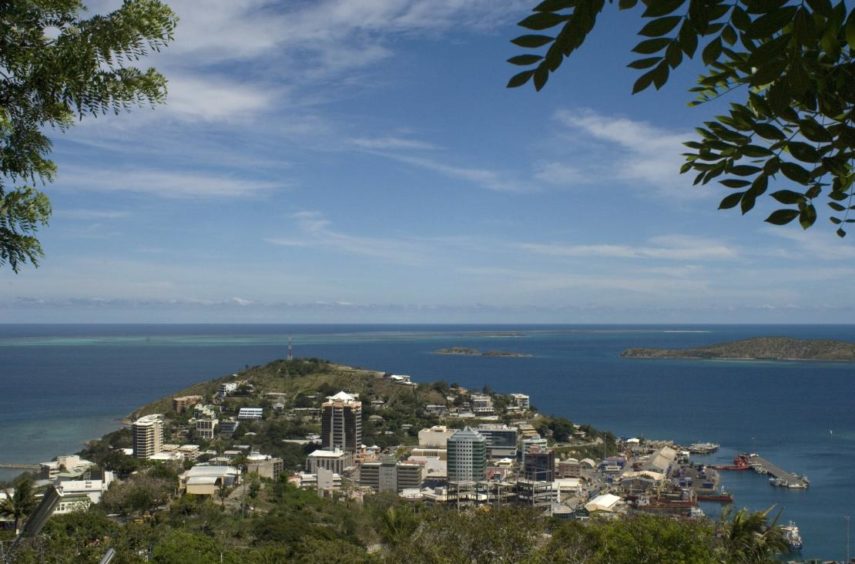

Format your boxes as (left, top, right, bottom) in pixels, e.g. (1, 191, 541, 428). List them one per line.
(0, 463, 40, 471)
(746, 454, 809, 489)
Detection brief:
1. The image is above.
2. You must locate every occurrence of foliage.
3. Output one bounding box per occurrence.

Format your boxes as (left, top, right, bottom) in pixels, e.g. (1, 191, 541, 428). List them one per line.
(0, 0, 176, 271)
(717, 505, 789, 563)
(101, 473, 175, 515)
(508, 0, 855, 235)
(0, 476, 36, 534)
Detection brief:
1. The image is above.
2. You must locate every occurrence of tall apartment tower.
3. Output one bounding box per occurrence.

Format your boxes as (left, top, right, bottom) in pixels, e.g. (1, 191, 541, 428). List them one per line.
(447, 427, 487, 482)
(132, 414, 164, 460)
(321, 391, 362, 453)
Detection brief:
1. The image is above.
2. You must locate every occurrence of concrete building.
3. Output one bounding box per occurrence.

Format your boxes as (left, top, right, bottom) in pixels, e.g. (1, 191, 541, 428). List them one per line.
(39, 455, 95, 480)
(218, 382, 238, 398)
(246, 454, 284, 480)
(173, 395, 203, 414)
(447, 427, 487, 483)
(470, 394, 494, 416)
(219, 419, 239, 436)
(359, 456, 424, 492)
(477, 424, 518, 459)
(238, 407, 263, 420)
(53, 472, 115, 514)
(521, 435, 549, 465)
(557, 458, 581, 478)
(132, 414, 164, 460)
(523, 446, 555, 482)
(321, 391, 362, 453)
(418, 425, 456, 448)
(196, 418, 218, 440)
(510, 393, 530, 410)
(180, 465, 240, 496)
(306, 449, 353, 474)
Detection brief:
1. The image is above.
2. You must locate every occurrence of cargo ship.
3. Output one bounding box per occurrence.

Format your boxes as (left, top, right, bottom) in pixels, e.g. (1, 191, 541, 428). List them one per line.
(713, 454, 751, 471)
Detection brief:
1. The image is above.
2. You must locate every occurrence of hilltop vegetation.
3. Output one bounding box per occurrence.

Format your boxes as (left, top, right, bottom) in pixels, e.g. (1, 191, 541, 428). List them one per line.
(622, 337, 855, 362)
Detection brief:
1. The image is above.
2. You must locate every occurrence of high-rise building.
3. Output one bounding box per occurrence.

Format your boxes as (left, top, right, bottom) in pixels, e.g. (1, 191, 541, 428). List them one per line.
(523, 446, 555, 482)
(477, 424, 518, 459)
(132, 414, 163, 460)
(447, 427, 487, 482)
(321, 391, 362, 453)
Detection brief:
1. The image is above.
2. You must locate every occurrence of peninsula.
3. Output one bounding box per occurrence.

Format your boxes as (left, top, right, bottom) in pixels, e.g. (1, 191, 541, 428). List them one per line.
(621, 336, 855, 362)
(433, 346, 532, 358)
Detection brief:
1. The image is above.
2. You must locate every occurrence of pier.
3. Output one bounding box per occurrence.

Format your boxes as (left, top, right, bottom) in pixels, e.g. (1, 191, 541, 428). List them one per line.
(746, 454, 809, 489)
(0, 463, 40, 471)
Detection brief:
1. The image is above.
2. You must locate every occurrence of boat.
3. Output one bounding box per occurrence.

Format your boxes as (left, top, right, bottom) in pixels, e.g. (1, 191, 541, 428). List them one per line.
(696, 491, 734, 503)
(688, 442, 719, 454)
(713, 454, 751, 471)
(781, 521, 803, 552)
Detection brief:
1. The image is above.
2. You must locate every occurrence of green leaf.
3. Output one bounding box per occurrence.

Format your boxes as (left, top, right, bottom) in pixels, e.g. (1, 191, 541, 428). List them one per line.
(779, 161, 811, 183)
(639, 15, 683, 37)
(507, 55, 544, 66)
(741, 191, 757, 214)
(741, 145, 773, 158)
(643, 0, 686, 18)
(799, 204, 817, 229)
(507, 70, 534, 88)
(731, 6, 751, 31)
(519, 12, 567, 31)
(836, 227, 846, 238)
(721, 24, 737, 45)
(846, 10, 855, 50)
(627, 57, 661, 69)
(720, 179, 751, 188)
(533, 66, 549, 90)
(747, 6, 798, 39)
(805, 184, 821, 199)
(787, 141, 820, 163)
(719, 192, 743, 209)
(730, 165, 761, 176)
(798, 118, 832, 142)
(828, 202, 846, 212)
(619, 0, 639, 8)
(632, 67, 658, 93)
(534, 0, 574, 11)
(701, 37, 721, 65)
(632, 37, 671, 54)
(678, 22, 698, 56)
(651, 61, 670, 89)
(511, 34, 554, 48)
(765, 209, 799, 225)
(753, 122, 786, 140)
(771, 190, 803, 205)
(665, 41, 683, 67)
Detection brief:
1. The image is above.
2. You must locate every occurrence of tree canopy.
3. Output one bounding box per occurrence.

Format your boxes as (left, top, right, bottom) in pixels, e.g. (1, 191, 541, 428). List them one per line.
(0, 0, 176, 272)
(508, 0, 855, 235)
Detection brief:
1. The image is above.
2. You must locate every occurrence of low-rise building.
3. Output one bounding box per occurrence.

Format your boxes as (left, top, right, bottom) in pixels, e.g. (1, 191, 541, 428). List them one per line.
(53, 472, 115, 514)
(218, 382, 239, 398)
(180, 465, 240, 496)
(418, 425, 456, 448)
(510, 393, 530, 411)
(359, 456, 424, 492)
(218, 419, 239, 436)
(196, 418, 218, 440)
(246, 454, 284, 480)
(470, 394, 494, 416)
(39, 455, 95, 480)
(238, 407, 263, 420)
(305, 449, 353, 474)
(477, 424, 518, 459)
(557, 458, 581, 478)
(173, 395, 203, 413)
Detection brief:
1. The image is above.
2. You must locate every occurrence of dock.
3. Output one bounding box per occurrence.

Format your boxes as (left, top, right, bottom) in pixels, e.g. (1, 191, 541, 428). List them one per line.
(746, 454, 809, 489)
(0, 463, 40, 471)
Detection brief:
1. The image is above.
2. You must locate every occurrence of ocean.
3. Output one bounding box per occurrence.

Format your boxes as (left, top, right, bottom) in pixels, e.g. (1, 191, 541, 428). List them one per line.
(1, 324, 853, 559)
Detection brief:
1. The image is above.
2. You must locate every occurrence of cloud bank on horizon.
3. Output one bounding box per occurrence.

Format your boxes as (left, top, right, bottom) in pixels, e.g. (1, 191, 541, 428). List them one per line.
(1, 0, 852, 324)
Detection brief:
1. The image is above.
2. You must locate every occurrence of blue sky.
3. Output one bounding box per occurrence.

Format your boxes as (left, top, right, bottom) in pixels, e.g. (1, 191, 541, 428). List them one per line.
(1, 0, 853, 324)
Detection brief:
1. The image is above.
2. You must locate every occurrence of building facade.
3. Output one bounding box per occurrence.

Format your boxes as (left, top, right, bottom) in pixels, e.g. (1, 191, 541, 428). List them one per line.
(523, 447, 555, 482)
(359, 456, 424, 492)
(447, 427, 487, 483)
(132, 414, 164, 460)
(477, 424, 518, 459)
(321, 391, 362, 453)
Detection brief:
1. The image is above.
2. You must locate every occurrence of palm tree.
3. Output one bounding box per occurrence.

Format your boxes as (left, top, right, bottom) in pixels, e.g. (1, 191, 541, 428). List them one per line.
(717, 505, 789, 563)
(1, 478, 36, 536)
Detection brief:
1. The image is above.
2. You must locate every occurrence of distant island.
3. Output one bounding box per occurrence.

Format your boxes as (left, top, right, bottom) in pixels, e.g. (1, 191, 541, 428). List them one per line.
(433, 346, 533, 358)
(621, 336, 855, 362)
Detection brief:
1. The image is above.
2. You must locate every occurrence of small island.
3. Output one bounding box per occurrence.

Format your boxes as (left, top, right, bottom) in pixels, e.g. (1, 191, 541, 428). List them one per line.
(433, 347, 533, 358)
(621, 336, 855, 362)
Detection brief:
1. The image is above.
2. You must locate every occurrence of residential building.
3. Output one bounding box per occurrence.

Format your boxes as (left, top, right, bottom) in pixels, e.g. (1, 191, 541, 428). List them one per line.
(173, 395, 203, 414)
(219, 419, 240, 436)
(53, 472, 115, 514)
(238, 407, 263, 420)
(557, 458, 581, 478)
(447, 427, 487, 483)
(196, 418, 218, 440)
(132, 414, 164, 460)
(218, 382, 238, 398)
(470, 394, 494, 416)
(306, 449, 353, 474)
(477, 424, 518, 459)
(321, 391, 362, 453)
(246, 454, 284, 480)
(39, 455, 95, 480)
(521, 435, 549, 465)
(510, 393, 530, 410)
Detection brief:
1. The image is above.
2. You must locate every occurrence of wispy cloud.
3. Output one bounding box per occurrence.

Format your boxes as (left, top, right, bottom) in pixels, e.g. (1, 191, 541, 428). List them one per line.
(55, 167, 283, 199)
(266, 211, 428, 264)
(549, 109, 702, 199)
(349, 136, 437, 151)
(517, 234, 738, 261)
(375, 152, 535, 193)
(53, 209, 130, 220)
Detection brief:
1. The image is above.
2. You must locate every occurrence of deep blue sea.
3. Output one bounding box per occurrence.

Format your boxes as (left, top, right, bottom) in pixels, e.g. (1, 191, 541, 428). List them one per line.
(1, 324, 853, 559)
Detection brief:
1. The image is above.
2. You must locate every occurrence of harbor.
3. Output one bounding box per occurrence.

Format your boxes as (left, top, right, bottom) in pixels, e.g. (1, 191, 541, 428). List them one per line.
(714, 453, 810, 489)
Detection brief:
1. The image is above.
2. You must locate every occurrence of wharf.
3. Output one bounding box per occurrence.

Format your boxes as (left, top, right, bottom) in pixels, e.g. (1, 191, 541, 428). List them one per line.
(0, 463, 40, 471)
(746, 454, 809, 488)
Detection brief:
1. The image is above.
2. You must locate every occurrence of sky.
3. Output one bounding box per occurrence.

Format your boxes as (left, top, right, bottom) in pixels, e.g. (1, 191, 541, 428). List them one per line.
(1, 0, 853, 324)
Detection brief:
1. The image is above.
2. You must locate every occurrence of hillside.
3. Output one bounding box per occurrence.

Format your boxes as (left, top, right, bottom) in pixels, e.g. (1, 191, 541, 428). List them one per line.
(621, 337, 855, 362)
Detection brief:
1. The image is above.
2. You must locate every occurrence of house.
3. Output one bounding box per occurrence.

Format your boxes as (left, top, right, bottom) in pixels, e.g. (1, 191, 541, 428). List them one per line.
(180, 465, 240, 496)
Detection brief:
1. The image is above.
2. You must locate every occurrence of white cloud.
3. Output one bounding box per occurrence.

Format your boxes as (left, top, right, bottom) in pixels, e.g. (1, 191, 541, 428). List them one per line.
(266, 211, 427, 264)
(56, 167, 283, 199)
(533, 162, 589, 186)
(53, 209, 130, 220)
(551, 109, 702, 198)
(375, 152, 534, 193)
(349, 136, 437, 151)
(517, 234, 738, 261)
(163, 75, 274, 122)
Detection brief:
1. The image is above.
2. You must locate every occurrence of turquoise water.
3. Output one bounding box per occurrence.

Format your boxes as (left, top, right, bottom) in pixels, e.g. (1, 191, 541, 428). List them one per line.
(1, 324, 853, 559)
